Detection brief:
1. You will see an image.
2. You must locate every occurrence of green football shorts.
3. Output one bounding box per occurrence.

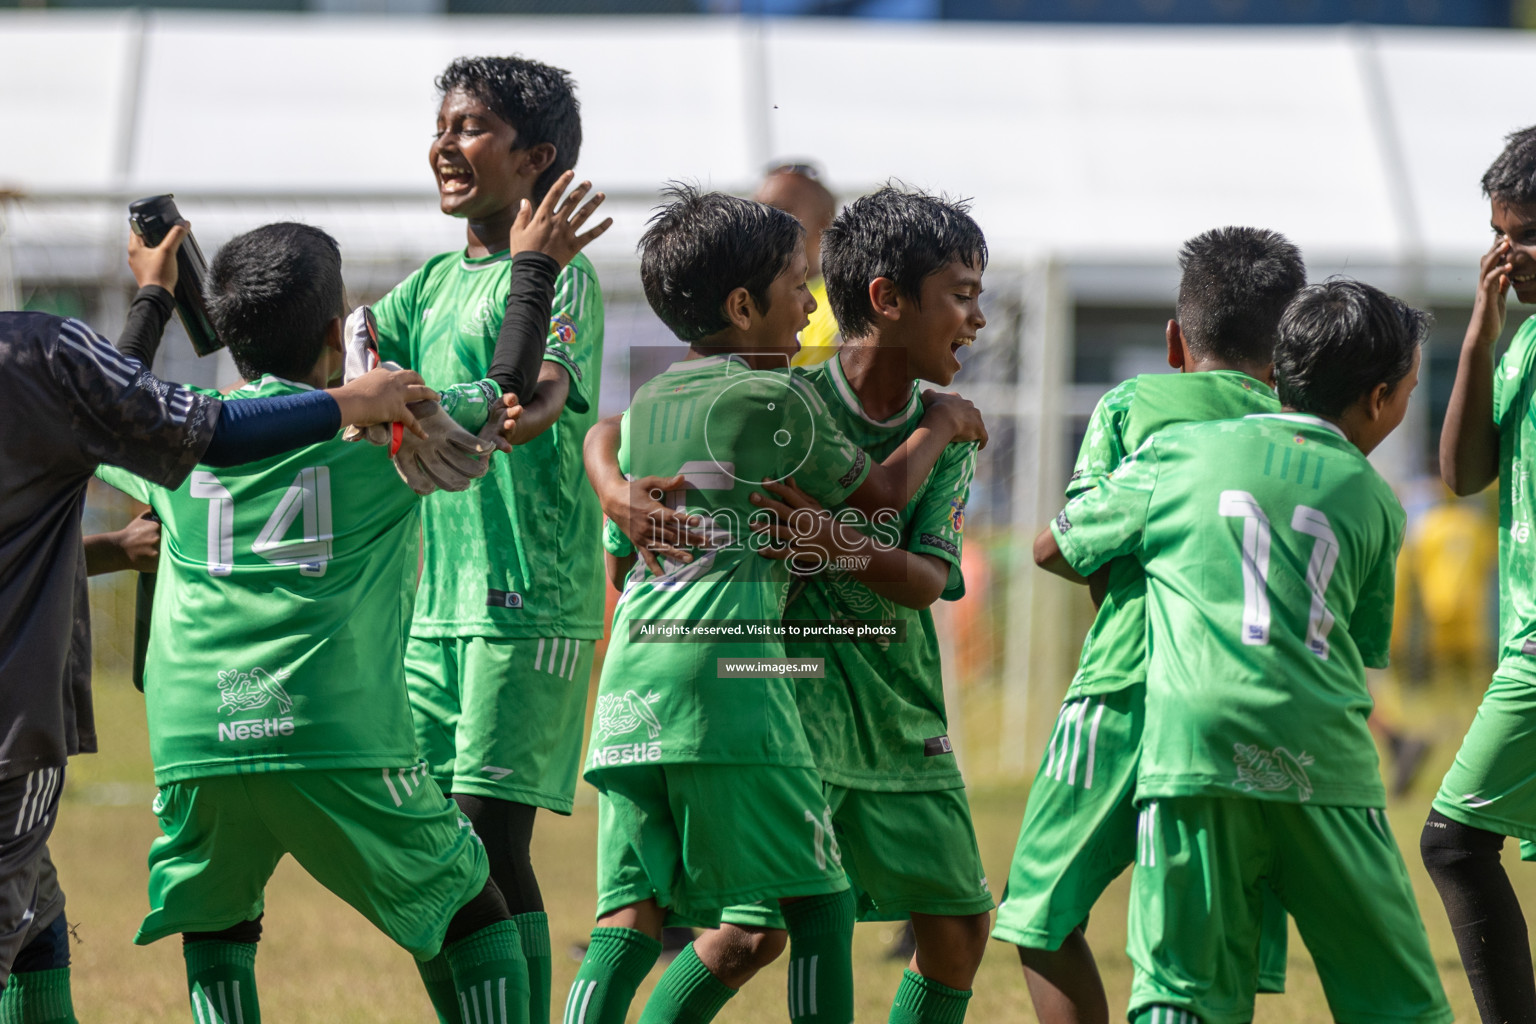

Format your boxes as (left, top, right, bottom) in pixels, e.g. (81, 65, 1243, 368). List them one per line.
(1433, 666, 1536, 841)
(1127, 796, 1450, 1024)
(406, 635, 594, 813)
(719, 782, 994, 929)
(136, 765, 488, 960)
(592, 763, 849, 928)
(993, 687, 1288, 990)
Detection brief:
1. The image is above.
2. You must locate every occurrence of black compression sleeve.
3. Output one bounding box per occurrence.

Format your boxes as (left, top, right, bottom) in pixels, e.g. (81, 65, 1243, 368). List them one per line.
(489, 251, 559, 403)
(201, 390, 342, 467)
(117, 285, 176, 365)
(1421, 809, 1536, 1023)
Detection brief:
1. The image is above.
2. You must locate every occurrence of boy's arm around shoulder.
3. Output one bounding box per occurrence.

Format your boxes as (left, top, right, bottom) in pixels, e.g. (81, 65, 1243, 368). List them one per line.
(584, 413, 705, 576)
(1037, 437, 1163, 584)
(842, 390, 987, 519)
(748, 478, 951, 610)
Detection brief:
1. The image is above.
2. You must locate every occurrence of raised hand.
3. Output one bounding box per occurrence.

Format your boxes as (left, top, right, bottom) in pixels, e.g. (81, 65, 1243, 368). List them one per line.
(128, 221, 187, 291)
(479, 393, 522, 452)
(1470, 238, 1514, 349)
(508, 169, 613, 268)
(921, 389, 989, 449)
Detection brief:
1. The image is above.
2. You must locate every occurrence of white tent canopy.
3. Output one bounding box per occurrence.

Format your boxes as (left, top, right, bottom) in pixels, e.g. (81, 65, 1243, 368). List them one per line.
(1, 10, 1532, 295)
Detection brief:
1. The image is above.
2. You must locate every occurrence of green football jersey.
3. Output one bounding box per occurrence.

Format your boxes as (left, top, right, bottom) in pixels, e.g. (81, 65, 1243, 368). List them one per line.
(372, 250, 605, 639)
(1052, 414, 1403, 807)
(1494, 316, 1536, 680)
(1067, 371, 1280, 697)
(786, 355, 975, 792)
(588, 355, 871, 775)
(95, 376, 444, 785)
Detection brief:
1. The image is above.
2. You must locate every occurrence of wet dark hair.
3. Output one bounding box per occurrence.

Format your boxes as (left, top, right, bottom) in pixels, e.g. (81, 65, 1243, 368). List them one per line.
(821, 185, 987, 340)
(638, 184, 803, 343)
(1176, 226, 1305, 365)
(1274, 278, 1429, 418)
(209, 222, 343, 383)
(437, 55, 581, 203)
(1483, 126, 1536, 206)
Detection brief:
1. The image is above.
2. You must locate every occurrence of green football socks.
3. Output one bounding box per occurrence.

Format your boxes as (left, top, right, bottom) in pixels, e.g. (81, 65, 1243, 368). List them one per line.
(0, 967, 76, 1024)
(183, 940, 261, 1024)
(782, 890, 856, 1024)
(1130, 1007, 1201, 1024)
(445, 920, 529, 1024)
(511, 911, 552, 1024)
(563, 927, 661, 1024)
(415, 950, 461, 1024)
(888, 969, 970, 1024)
(636, 943, 735, 1023)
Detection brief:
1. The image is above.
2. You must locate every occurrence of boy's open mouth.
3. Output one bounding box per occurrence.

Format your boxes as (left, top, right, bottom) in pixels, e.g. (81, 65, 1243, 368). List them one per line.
(950, 337, 974, 354)
(437, 165, 474, 194)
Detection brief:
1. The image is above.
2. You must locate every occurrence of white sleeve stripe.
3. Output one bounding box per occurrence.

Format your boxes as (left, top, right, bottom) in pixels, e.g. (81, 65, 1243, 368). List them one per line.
(59, 319, 134, 388)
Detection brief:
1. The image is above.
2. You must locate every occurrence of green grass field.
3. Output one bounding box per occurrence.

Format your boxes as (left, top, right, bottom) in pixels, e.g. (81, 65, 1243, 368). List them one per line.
(54, 673, 1523, 1023)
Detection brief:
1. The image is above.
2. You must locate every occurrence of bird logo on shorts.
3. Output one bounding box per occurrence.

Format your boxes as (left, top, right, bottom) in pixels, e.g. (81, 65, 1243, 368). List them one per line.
(217, 667, 294, 717)
(1233, 743, 1315, 802)
(594, 690, 663, 740)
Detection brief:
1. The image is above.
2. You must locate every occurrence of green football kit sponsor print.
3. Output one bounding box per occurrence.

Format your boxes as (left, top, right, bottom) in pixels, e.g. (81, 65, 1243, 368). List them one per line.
(588, 354, 869, 916)
(372, 251, 604, 808)
(95, 375, 488, 784)
(1435, 316, 1536, 837)
(373, 251, 605, 639)
(591, 355, 870, 774)
(995, 372, 1289, 979)
(94, 375, 498, 962)
(1053, 413, 1400, 807)
(1050, 412, 1448, 1023)
(787, 355, 975, 794)
(718, 354, 991, 931)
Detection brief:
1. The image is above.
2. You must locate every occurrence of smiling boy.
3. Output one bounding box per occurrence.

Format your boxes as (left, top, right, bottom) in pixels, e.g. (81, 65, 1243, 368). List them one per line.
(368, 55, 606, 1024)
(588, 186, 996, 1024)
(566, 186, 985, 1024)
(1424, 124, 1536, 1023)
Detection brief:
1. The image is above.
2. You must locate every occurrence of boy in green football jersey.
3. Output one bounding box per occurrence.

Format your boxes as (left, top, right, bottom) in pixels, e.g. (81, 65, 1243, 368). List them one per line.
(992, 226, 1304, 1024)
(1035, 278, 1449, 1024)
(368, 55, 609, 1024)
(565, 186, 985, 1024)
(1424, 124, 1536, 1023)
(587, 186, 995, 1024)
(95, 188, 604, 1024)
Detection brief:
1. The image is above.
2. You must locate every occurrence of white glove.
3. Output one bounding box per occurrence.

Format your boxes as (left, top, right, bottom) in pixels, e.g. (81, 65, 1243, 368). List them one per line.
(342, 306, 380, 383)
(390, 399, 495, 495)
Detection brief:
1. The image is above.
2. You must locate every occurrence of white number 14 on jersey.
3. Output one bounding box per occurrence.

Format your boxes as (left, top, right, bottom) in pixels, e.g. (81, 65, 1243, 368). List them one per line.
(191, 467, 334, 577)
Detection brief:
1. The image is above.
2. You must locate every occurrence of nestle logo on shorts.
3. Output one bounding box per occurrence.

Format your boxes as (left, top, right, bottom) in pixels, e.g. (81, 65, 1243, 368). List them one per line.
(588, 742, 662, 767)
(218, 717, 294, 741)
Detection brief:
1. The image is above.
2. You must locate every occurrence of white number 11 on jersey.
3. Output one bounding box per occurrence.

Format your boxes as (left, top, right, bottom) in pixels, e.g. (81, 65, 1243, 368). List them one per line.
(1218, 490, 1339, 659)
